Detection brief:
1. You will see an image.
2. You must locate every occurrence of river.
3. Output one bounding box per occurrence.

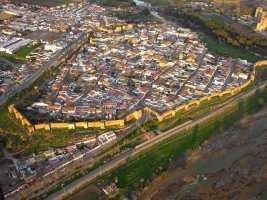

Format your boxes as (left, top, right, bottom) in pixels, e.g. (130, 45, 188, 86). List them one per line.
(133, 0, 172, 25)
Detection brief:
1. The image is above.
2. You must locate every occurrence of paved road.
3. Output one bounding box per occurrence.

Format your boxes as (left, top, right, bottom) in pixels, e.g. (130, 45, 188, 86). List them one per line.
(222, 59, 237, 90)
(46, 80, 267, 200)
(0, 33, 87, 107)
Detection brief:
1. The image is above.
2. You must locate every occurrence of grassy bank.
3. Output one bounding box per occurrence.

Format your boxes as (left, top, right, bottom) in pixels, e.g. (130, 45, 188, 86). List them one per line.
(0, 52, 18, 63)
(0, 66, 61, 156)
(142, 94, 232, 132)
(255, 66, 267, 82)
(161, 8, 267, 58)
(203, 37, 263, 63)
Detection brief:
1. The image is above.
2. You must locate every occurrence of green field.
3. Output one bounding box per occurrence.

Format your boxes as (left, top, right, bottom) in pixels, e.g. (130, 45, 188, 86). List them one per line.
(142, 94, 233, 132)
(203, 37, 263, 63)
(201, 13, 255, 34)
(15, 43, 42, 59)
(0, 52, 18, 63)
(0, 43, 42, 62)
(256, 66, 267, 82)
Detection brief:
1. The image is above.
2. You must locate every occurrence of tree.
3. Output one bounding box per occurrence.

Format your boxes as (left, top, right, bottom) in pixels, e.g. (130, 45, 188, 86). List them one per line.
(229, 4, 238, 15)
(142, 8, 150, 16)
(127, 78, 135, 87)
(0, 185, 4, 200)
(242, 5, 254, 16)
(257, 97, 265, 107)
(6, 138, 13, 150)
(176, 0, 185, 9)
(114, 176, 119, 183)
(82, 47, 87, 54)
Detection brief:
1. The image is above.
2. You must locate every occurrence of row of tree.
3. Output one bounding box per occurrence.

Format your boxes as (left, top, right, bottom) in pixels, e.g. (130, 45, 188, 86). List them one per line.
(202, 19, 267, 48)
(163, 8, 267, 54)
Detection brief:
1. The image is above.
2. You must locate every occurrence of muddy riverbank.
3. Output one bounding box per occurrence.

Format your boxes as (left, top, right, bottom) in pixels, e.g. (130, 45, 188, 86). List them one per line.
(140, 105, 267, 200)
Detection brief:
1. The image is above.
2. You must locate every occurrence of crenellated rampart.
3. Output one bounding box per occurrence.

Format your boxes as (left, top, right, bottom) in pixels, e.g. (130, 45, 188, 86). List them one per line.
(8, 61, 267, 132)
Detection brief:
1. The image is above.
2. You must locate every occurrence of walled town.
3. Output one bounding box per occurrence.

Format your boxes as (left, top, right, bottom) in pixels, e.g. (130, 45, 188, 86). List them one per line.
(3, 3, 255, 128)
(0, 0, 266, 199)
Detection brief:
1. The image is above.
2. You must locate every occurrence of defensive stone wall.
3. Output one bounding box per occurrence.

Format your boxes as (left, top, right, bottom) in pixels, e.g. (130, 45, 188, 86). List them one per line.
(105, 120, 124, 127)
(125, 110, 143, 122)
(8, 105, 34, 133)
(255, 7, 267, 32)
(8, 61, 267, 132)
(87, 121, 105, 129)
(75, 122, 88, 129)
(143, 61, 267, 121)
(33, 120, 124, 131)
